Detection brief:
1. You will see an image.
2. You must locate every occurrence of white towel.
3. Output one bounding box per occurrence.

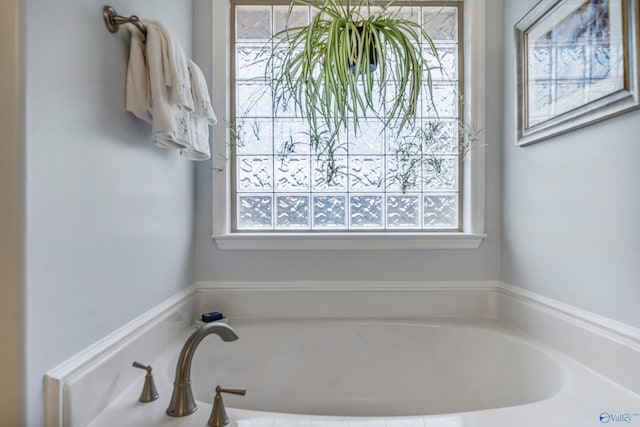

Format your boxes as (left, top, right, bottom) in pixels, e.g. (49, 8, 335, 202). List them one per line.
(145, 21, 191, 149)
(125, 19, 216, 160)
(146, 20, 194, 113)
(180, 59, 217, 160)
(187, 59, 217, 124)
(125, 25, 151, 123)
(181, 115, 210, 160)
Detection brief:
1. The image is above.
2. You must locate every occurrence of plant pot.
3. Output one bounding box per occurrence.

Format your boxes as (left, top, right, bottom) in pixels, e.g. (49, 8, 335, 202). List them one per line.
(348, 26, 379, 74)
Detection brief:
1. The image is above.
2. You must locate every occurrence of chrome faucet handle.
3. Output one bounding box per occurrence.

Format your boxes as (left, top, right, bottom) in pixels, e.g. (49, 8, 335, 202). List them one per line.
(208, 385, 246, 427)
(132, 361, 159, 402)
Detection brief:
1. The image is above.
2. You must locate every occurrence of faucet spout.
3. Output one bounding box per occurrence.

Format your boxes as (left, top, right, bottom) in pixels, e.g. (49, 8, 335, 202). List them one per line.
(166, 322, 239, 417)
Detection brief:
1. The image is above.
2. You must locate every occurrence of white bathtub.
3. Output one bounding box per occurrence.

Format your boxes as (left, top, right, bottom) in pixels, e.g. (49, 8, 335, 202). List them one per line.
(51, 284, 640, 427)
(84, 314, 640, 427)
(187, 319, 565, 417)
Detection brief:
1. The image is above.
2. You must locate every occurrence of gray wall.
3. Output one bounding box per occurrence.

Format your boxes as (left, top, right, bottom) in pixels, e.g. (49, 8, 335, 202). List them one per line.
(194, 0, 504, 283)
(24, 0, 195, 424)
(501, 1, 640, 328)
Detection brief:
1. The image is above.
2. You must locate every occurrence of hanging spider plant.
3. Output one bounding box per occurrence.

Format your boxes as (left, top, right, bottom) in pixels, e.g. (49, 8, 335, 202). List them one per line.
(269, 0, 439, 143)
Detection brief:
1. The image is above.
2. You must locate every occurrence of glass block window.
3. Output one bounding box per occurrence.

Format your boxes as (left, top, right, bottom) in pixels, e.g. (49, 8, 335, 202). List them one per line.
(231, 1, 462, 232)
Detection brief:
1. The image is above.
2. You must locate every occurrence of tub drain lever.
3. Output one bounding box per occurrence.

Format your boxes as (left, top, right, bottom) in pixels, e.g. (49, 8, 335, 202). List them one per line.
(209, 385, 246, 427)
(132, 361, 159, 402)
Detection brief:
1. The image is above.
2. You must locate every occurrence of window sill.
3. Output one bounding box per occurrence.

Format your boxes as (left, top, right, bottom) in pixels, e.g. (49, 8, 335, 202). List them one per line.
(212, 232, 486, 250)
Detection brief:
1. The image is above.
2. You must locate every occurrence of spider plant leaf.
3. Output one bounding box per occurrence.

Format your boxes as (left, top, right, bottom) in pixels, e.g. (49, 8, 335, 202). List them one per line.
(268, 0, 442, 172)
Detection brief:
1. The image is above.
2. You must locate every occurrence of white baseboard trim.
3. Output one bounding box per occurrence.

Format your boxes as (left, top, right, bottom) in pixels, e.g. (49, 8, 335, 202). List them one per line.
(43, 280, 640, 427)
(196, 280, 501, 291)
(44, 284, 198, 427)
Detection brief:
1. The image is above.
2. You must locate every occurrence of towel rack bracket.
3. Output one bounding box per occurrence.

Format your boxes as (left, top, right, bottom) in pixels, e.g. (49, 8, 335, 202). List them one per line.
(103, 5, 147, 36)
(103, 6, 120, 33)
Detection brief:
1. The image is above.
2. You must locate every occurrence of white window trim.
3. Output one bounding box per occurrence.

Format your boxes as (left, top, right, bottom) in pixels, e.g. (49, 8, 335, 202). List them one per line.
(201, 0, 486, 250)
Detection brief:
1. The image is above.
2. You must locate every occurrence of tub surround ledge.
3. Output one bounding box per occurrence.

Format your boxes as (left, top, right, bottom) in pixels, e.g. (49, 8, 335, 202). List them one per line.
(44, 285, 198, 427)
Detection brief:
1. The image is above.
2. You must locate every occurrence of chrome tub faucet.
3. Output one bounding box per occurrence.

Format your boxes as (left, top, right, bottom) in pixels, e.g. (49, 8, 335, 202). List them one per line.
(166, 322, 239, 417)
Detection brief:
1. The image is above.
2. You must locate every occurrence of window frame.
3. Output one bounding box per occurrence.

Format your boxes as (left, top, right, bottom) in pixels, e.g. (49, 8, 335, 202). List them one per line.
(207, 0, 486, 250)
